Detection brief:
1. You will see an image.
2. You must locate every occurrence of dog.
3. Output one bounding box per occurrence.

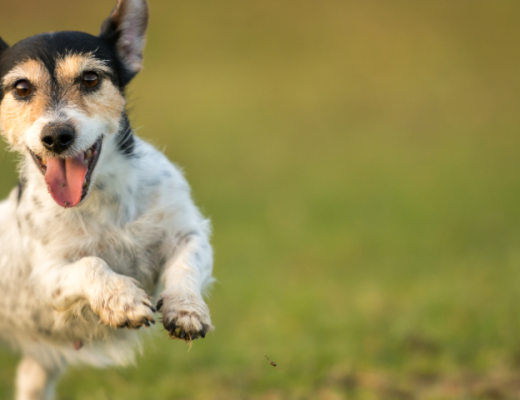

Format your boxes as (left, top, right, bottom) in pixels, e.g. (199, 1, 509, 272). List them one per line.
(0, 0, 214, 399)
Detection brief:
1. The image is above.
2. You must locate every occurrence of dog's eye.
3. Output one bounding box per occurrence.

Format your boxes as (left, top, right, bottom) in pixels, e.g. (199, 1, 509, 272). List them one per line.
(82, 72, 99, 89)
(14, 80, 32, 97)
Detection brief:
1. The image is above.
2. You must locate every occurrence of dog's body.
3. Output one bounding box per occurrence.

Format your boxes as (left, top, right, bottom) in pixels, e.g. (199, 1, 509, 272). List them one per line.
(0, 1, 214, 399)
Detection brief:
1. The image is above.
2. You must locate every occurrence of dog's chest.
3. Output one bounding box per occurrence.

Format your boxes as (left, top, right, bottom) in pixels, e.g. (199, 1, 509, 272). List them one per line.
(19, 192, 167, 292)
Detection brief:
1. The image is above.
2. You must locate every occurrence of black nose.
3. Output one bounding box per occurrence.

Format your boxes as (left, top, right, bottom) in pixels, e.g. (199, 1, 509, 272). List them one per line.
(41, 123, 76, 154)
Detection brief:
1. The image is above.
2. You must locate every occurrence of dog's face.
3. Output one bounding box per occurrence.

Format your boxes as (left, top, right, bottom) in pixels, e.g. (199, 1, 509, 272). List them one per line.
(0, 0, 148, 208)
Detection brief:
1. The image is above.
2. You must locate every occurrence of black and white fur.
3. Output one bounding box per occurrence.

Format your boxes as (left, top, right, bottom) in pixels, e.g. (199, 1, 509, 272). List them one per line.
(0, 1, 214, 399)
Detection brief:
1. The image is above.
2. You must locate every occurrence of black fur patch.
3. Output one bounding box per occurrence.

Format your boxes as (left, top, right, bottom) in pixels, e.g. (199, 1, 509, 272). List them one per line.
(16, 174, 26, 205)
(0, 37, 8, 55)
(116, 113, 136, 157)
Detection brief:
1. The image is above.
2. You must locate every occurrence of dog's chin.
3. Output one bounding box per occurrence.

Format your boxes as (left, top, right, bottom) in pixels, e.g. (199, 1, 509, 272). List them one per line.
(29, 136, 103, 208)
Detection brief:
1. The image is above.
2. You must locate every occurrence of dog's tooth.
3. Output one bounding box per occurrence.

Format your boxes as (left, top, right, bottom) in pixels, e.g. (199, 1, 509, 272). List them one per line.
(83, 180, 88, 189)
(42, 158, 47, 166)
(86, 149, 93, 161)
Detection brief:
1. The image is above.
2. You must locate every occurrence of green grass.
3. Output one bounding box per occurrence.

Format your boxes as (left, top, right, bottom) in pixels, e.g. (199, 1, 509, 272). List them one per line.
(1, 1, 520, 399)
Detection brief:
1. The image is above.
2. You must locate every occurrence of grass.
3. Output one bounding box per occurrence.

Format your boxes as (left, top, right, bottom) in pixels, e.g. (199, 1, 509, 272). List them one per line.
(1, 0, 520, 398)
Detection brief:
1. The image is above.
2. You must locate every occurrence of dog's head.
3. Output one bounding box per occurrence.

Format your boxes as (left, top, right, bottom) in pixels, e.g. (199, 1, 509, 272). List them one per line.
(0, 0, 148, 208)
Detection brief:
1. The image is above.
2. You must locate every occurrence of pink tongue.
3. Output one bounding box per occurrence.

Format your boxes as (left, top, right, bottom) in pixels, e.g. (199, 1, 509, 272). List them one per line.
(45, 153, 88, 208)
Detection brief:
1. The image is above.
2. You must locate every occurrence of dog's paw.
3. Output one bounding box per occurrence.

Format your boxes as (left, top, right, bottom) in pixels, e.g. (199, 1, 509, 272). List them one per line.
(156, 292, 213, 341)
(91, 276, 156, 329)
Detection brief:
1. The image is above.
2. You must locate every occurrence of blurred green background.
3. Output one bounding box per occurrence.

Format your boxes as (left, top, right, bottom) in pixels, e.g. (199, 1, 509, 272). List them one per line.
(1, 1, 520, 399)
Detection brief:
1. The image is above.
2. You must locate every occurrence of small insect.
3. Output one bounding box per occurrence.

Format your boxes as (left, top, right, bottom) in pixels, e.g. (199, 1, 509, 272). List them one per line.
(265, 355, 279, 370)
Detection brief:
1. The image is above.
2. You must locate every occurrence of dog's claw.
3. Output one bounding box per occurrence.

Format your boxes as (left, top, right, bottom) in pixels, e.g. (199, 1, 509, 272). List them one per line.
(156, 298, 164, 311)
(165, 321, 209, 341)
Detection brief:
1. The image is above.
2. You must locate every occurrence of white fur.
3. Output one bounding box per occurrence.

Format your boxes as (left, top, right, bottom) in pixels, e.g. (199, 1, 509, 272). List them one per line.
(0, 132, 214, 398)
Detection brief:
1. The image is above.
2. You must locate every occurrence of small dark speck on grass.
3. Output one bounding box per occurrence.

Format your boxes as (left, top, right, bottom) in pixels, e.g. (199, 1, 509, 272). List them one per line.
(265, 355, 279, 370)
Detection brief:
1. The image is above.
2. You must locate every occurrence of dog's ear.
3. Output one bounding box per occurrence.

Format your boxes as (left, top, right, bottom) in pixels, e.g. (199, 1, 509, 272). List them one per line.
(0, 37, 9, 56)
(99, 0, 149, 85)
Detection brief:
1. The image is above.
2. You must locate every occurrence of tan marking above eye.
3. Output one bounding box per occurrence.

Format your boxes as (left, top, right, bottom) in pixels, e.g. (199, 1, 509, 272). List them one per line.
(55, 54, 111, 85)
(82, 72, 99, 89)
(15, 80, 32, 97)
(2, 59, 49, 94)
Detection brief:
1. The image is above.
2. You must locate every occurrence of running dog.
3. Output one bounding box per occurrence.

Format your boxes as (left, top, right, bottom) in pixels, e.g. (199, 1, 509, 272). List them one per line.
(0, 1, 214, 399)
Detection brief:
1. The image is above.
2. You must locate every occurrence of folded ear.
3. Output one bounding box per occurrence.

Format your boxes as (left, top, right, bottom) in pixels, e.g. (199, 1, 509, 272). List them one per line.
(0, 37, 9, 56)
(99, 0, 149, 85)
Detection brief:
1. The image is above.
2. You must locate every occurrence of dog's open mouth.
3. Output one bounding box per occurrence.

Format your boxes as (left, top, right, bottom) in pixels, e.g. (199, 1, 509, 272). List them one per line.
(30, 137, 103, 208)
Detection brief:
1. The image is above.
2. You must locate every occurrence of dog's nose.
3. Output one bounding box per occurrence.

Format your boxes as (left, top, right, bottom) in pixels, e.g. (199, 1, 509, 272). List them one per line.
(41, 123, 76, 154)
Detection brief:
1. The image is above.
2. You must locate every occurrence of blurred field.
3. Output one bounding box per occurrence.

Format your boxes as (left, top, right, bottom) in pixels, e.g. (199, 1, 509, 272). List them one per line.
(1, 0, 520, 399)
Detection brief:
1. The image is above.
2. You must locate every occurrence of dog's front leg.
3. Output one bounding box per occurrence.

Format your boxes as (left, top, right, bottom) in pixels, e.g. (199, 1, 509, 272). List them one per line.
(44, 257, 155, 329)
(157, 230, 214, 340)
